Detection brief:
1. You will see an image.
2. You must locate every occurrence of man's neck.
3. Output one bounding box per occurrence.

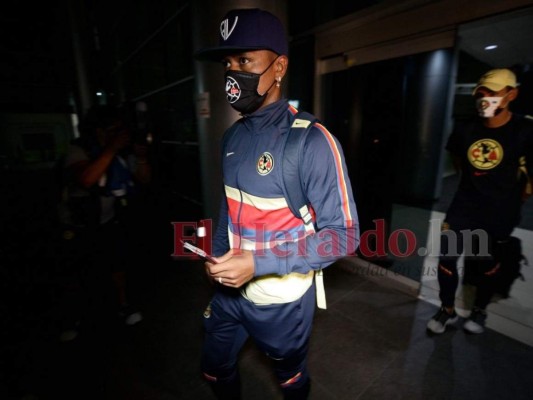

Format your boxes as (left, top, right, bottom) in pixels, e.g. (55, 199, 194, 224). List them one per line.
(483, 109, 512, 128)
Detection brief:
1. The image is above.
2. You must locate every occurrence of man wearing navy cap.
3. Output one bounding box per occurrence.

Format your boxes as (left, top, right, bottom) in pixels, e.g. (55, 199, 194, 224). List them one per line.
(427, 68, 533, 335)
(195, 8, 359, 399)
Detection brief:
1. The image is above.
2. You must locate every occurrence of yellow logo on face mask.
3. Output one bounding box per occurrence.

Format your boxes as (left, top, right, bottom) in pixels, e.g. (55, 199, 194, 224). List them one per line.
(468, 139, 503, 170)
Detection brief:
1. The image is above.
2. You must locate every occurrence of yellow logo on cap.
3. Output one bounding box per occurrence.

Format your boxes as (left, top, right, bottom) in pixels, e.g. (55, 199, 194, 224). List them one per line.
(468, 138, 503, 170)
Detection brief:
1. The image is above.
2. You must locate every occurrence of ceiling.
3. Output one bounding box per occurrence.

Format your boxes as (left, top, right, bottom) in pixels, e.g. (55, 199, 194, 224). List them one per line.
(458, 6, 533, 68)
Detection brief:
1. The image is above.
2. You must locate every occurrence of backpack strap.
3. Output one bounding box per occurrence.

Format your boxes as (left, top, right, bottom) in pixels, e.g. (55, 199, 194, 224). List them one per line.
(282, 111, 327, 310)
(281, 111, 318, 233)
(519, 156, 532, 197)
(516, 115, 533, 197)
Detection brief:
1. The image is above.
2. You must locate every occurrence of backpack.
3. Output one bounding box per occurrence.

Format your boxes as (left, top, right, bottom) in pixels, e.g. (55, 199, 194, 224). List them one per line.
(463, 236, 527, 299)
(492, 236, 527, 298)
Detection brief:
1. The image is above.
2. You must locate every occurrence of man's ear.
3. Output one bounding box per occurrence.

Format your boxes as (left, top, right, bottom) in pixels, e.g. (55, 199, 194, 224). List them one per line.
(276, 55, 288, 78)
(507, 87, 519, 102)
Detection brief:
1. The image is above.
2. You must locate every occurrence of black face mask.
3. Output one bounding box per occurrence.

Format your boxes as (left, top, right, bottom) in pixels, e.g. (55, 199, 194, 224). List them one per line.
(224, 57, 278, 114)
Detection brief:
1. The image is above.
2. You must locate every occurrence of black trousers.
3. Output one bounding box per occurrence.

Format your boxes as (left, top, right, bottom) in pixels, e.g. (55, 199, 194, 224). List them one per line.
(438, 219, 508, 310)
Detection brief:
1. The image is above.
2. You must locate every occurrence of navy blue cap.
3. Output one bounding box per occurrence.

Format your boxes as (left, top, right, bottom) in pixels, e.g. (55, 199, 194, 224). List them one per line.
(195, 8, 288, 61)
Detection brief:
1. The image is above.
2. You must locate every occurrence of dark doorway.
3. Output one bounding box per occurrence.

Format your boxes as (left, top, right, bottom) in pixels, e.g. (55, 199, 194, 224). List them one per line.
(322, 58, 405, 254)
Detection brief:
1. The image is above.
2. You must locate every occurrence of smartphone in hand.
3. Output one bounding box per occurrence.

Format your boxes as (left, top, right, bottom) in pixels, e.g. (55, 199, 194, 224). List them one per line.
(181, 240, 218, 263)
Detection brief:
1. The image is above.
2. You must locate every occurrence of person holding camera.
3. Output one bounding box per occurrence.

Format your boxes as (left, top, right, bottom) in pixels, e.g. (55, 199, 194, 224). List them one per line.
(59, 105, 150, 340)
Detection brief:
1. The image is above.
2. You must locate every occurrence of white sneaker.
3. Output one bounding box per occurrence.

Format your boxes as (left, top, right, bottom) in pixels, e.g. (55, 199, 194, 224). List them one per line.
(124, 311, 143, 326)
(463, 308, 487, 334)
(119, 304, 143, 326)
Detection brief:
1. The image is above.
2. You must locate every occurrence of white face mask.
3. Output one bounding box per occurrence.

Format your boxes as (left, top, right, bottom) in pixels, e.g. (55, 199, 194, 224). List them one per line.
(476, 95, 506, 118)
